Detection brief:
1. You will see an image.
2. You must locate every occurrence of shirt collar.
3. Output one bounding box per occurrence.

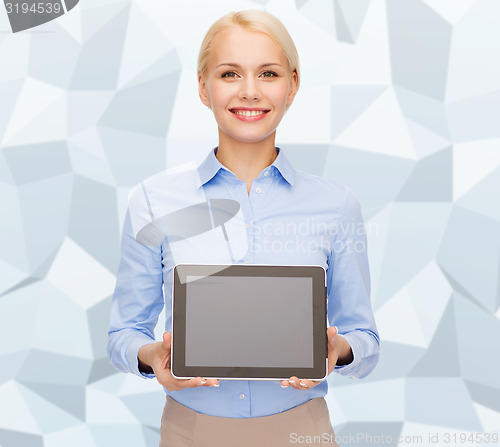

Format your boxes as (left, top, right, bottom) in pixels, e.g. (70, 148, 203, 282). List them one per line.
(197, 147, 295, 188)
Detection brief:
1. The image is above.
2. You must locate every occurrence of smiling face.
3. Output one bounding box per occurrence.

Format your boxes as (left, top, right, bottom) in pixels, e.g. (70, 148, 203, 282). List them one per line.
(198, 26, 298, 148)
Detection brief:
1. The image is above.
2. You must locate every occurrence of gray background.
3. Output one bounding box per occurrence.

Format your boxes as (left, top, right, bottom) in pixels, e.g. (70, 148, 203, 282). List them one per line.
(185, 276, 313, 368)
(0, 0, 499, 446)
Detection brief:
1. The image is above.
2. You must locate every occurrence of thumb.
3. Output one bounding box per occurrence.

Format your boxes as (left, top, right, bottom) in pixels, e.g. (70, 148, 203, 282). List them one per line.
(327, 326, 338, 346)
(162, 331, 172, 351)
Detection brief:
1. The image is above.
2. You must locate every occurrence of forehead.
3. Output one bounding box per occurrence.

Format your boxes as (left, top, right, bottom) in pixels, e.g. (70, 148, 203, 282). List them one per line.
(208, 26, 287, 68)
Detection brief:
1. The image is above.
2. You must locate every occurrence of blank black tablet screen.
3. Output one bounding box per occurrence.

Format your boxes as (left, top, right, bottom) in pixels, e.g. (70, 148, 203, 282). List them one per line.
(184, 275, 313, 368)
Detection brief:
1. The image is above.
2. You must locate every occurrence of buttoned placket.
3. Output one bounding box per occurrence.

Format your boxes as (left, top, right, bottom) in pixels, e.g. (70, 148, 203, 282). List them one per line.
(236, 381, 251, 415)
(229, 169, 272, 413)
(237, 167, 273, 265)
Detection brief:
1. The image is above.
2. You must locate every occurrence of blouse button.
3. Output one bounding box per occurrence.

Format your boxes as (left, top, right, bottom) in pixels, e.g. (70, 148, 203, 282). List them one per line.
(256, 187, 262, 194)
(240, 394, 245, 399)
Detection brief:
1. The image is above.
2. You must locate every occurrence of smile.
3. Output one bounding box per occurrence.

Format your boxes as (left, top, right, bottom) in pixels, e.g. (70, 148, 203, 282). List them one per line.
(229, 108, 270, 121)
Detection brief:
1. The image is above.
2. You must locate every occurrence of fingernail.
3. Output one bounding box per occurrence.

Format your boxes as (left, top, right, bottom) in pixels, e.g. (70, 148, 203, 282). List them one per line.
(299, 382, 308, 388)
(200, 381, 206, 385)
(289, 380, 296, 385)
(212, 383, 220, 387)
(281, 383, 289, 388)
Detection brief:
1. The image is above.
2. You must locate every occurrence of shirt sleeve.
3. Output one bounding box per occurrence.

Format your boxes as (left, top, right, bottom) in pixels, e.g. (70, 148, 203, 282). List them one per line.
(107, 185, 165, 379)
(327, 186, 380, 379)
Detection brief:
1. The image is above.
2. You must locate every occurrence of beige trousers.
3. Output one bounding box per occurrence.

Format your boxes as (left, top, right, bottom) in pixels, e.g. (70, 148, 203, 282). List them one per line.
(159, 395, 340, 447)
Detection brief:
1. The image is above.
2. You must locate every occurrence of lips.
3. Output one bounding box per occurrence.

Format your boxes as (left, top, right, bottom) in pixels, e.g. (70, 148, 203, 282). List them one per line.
(229, 108, 270, 121)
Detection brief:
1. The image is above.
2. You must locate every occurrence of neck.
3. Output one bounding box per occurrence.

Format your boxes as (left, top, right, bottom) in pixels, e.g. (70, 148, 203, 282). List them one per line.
(215, 132, 278, 183)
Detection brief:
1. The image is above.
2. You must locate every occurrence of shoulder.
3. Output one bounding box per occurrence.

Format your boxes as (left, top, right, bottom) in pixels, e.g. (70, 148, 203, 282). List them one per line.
(293, 169, 358, 210)
(128, 163, 202, 213)
(128, 163, 206, 229)
(142, 163, 201, 193)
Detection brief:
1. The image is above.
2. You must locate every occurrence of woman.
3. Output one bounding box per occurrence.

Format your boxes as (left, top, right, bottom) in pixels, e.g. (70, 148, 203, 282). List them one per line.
(107, 9, 380, 447)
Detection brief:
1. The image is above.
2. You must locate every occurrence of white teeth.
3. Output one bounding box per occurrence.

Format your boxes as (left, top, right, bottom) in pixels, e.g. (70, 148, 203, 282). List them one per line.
(233, 110, 267, 117)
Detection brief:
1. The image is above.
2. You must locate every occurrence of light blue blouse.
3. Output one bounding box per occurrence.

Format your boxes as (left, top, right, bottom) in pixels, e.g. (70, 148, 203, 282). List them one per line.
(107, 147, 379, 418)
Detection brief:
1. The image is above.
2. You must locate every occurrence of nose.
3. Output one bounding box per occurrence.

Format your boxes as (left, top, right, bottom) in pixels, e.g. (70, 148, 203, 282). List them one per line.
(239, 77, 260, 101)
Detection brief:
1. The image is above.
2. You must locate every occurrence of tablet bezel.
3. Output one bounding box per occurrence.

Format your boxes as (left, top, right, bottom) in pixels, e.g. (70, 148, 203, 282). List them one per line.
(171, 264, 328, 381)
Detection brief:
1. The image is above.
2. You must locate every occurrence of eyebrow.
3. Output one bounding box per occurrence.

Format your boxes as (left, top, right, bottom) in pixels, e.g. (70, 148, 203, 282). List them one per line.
(216, 63, 283, 69)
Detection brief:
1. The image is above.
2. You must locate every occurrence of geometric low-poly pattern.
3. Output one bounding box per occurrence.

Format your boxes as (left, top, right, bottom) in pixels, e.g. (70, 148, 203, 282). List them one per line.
(1, 0, 500, 445)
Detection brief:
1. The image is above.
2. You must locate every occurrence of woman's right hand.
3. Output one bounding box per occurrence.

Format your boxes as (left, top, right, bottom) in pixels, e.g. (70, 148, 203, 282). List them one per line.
(138, 332, 220, 391)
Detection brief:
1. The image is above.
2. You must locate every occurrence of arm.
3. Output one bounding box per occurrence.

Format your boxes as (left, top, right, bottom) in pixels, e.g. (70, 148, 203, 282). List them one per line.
(107, 185, 219, 389)
(107, 205, 164, 379)
(282, 187, 379, 389)
(327, 186, 380, 379)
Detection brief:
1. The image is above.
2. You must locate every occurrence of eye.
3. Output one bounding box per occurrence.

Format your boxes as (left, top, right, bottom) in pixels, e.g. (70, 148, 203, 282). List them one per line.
(261, 71, 278, 78)
(221, 71, 238, 78)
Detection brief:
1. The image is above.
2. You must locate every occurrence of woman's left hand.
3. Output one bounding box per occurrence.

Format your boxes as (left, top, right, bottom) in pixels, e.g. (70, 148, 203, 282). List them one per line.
(280, 326, 353, 390)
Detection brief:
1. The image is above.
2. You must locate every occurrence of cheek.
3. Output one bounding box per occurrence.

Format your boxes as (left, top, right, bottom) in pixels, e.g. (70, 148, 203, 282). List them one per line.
(210, 83, 234, 106)
(268, 83, 291, 106)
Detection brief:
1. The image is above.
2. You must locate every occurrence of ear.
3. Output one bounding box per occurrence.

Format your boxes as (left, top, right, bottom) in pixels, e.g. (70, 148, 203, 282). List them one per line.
(286, 70, 298, 108)
(198, 74, 212, 109)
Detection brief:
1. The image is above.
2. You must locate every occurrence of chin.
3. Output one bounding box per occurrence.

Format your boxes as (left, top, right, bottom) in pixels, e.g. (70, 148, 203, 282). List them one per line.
(235, 137, 273, 145)
(220, 131, 275, 146)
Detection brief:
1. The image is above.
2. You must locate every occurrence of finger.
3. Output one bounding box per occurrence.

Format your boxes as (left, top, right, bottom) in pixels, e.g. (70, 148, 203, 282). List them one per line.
(281, 379, 290, 388)
(158, 370, 207, 391)
(177, 377, 208, 389)
(297, 379, 316, 389)
(195, 376, 208, 386)
(327, 326, 338, 345)
(287, 376, 302, 390)
(160, 352, 170, 370)
(204, 378, 220, 388)
(327, 326, 341, 374)
(163, 331, 172, 350)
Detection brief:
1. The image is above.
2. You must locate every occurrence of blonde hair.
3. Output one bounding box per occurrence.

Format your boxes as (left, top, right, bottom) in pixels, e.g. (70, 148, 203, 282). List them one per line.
(197, 10, 300, 92)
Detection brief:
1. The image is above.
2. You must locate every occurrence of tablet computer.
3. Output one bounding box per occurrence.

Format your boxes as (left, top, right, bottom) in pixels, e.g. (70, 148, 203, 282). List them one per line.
(171, 264, 328, 381)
